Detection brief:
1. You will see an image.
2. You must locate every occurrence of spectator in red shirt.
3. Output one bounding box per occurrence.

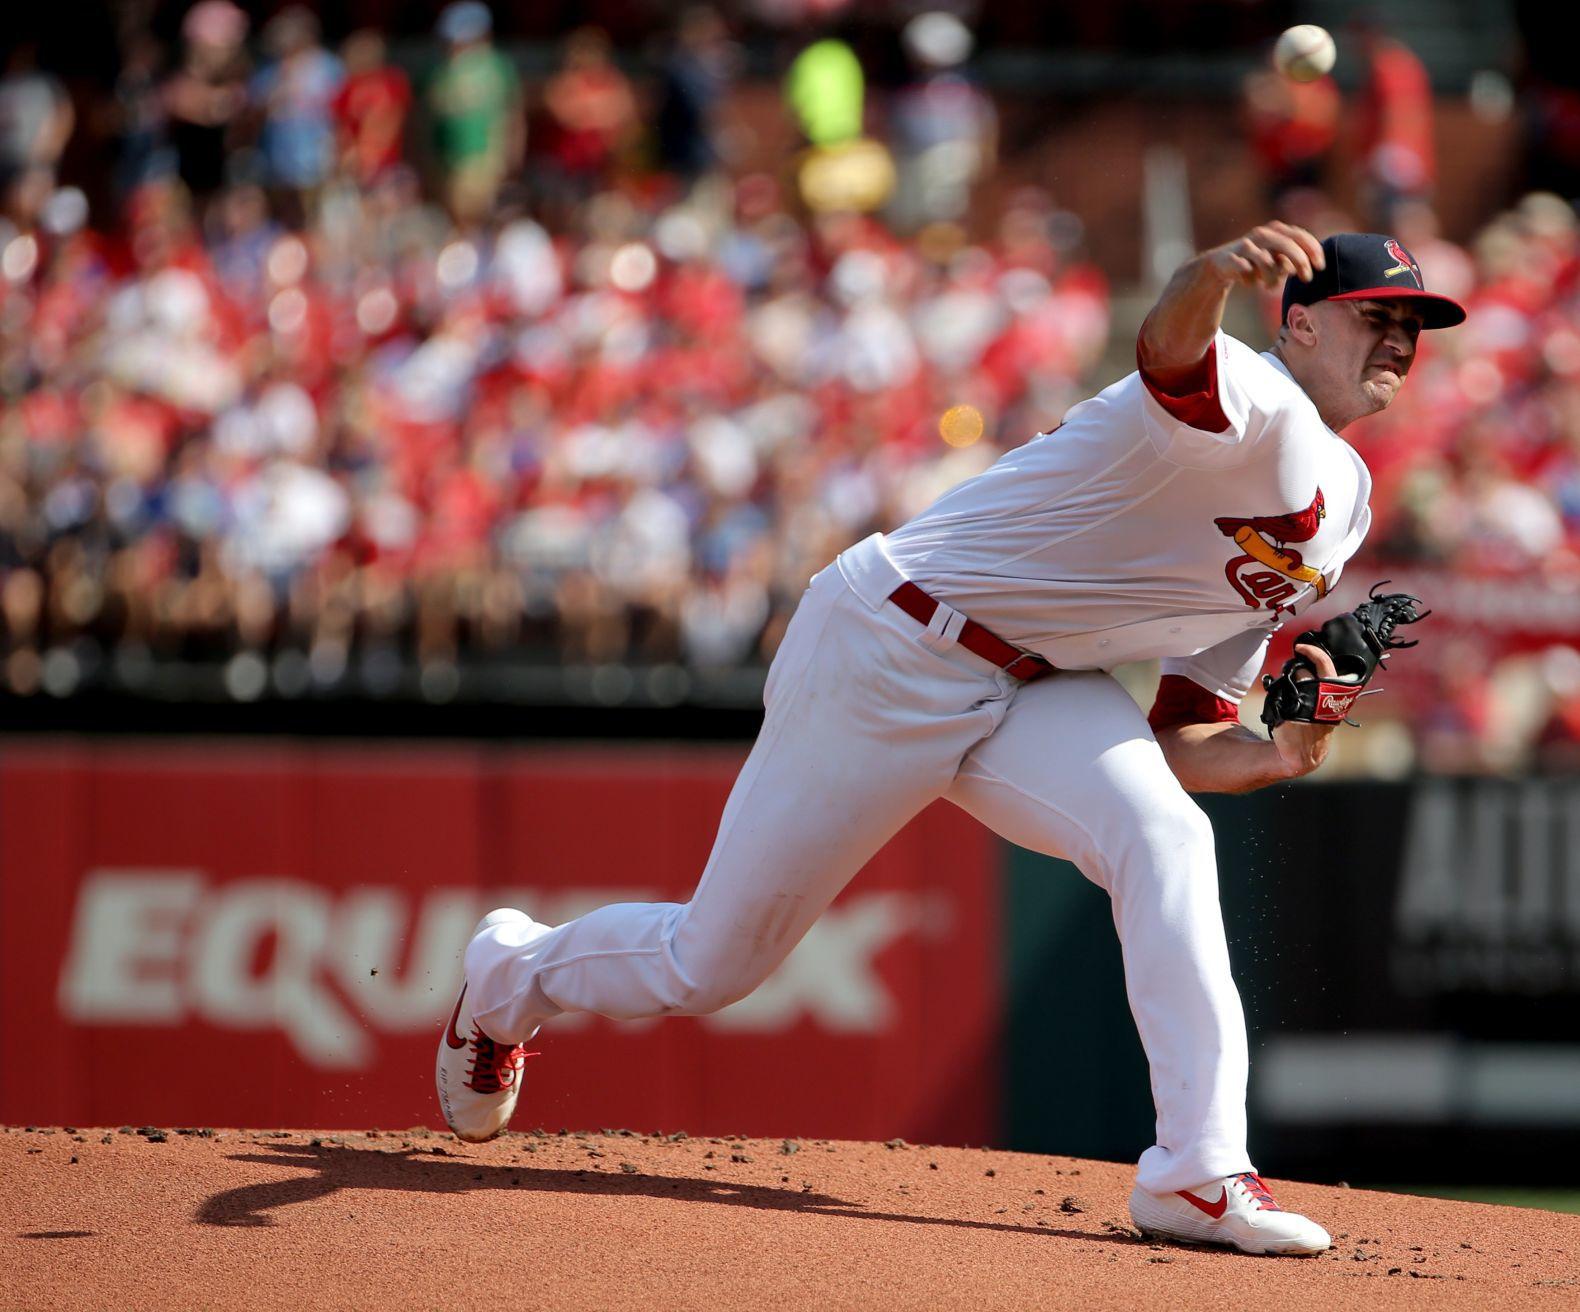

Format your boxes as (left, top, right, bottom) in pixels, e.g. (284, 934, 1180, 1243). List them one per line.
(532, 27, 639, 211)
(333, 30, 412, 189)
(1352, 22, 1436, 228)
(1242, 60, 1340, 209)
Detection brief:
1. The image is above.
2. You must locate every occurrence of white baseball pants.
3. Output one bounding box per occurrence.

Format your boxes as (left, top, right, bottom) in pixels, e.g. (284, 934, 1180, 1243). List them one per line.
(466, 564, 1253, 1193)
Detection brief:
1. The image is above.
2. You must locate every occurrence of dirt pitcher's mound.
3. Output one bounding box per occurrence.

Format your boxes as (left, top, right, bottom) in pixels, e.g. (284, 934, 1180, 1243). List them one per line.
(2, 1127, 1576, 1310)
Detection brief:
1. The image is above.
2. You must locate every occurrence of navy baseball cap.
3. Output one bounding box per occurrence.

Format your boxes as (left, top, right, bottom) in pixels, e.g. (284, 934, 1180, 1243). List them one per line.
(1282, 232, 1466, 330)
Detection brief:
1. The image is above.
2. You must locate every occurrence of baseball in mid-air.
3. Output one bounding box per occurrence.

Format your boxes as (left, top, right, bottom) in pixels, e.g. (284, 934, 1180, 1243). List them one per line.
(1273, 24, 1336, 82)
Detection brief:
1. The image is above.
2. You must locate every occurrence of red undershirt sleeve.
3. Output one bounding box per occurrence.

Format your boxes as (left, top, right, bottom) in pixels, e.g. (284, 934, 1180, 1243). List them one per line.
(1147, 673, 1242, 733)
(1136, 338, 1231, 433)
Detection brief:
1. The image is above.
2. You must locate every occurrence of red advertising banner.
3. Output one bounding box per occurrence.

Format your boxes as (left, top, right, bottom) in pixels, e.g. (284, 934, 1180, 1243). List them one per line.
(0, 741, 999, 1144)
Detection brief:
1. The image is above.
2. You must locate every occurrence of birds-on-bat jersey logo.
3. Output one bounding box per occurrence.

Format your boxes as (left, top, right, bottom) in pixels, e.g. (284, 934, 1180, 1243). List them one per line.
(1383, 238, 1423, 288)
(1214, 488, 1327, 611)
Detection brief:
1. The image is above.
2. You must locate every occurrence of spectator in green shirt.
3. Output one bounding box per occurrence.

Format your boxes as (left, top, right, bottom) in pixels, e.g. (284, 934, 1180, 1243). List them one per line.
(427, 2, 522, 223)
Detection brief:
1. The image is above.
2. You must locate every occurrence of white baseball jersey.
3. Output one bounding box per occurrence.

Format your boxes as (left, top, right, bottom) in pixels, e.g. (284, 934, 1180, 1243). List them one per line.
(836, 329, 1373, 702)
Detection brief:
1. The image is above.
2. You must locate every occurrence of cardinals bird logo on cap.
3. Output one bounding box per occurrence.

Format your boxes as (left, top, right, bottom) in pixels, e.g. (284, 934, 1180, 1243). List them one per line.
(1383, 238, 1423, 288)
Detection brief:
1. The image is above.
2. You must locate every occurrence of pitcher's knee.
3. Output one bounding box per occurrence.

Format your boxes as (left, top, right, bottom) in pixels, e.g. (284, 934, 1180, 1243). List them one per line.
(665, 960, 763, 1015)
(663, 929, 771, 1015)
(1108, 793, 1217, 888)
(664, 901, 792, 1015)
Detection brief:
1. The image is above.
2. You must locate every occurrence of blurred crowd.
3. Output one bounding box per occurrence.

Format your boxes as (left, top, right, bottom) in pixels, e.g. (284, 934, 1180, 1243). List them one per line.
(4, 5, 1580, 774)
(0, 4, 1100, 699)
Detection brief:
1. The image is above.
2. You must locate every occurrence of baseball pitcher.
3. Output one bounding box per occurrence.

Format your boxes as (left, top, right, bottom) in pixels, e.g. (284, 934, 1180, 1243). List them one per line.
(437, 223, 1459, 1255)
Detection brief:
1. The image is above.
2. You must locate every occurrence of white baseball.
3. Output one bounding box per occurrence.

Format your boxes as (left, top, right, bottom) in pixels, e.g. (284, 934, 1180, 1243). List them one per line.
(1273, 24, 1336, 83)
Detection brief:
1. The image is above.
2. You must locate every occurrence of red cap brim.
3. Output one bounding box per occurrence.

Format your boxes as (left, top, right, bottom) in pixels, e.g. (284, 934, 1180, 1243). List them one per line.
(1327, 287, 1467, 329)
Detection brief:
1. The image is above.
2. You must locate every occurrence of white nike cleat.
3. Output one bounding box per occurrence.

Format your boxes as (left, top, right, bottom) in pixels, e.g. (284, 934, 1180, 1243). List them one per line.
(1129, 1172, 1331, 1256)
(436, 908, 536, 1143)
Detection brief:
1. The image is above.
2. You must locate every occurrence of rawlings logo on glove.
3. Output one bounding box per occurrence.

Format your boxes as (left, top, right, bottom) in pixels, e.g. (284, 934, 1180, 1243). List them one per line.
(1260, 583, 1428, 730)
(1316, 687, 1360, 720)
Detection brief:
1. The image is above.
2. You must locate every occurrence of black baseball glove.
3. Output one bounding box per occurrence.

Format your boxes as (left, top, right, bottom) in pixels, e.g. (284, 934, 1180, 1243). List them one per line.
(1259, 584, 1428, 730)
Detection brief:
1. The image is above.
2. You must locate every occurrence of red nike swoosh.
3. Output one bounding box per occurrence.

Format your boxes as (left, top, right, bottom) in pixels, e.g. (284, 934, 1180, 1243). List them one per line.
(1177, 1187, 1228, 1219)
(445, 984, 469, 1050)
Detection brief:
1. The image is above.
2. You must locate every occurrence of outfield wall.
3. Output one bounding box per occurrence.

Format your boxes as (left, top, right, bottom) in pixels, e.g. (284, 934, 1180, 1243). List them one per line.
(0, 741, 999, 1145)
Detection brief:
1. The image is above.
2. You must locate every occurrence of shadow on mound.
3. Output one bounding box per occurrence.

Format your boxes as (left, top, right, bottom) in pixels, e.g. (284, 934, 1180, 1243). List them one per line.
(198, 1141, 1139, 1248)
